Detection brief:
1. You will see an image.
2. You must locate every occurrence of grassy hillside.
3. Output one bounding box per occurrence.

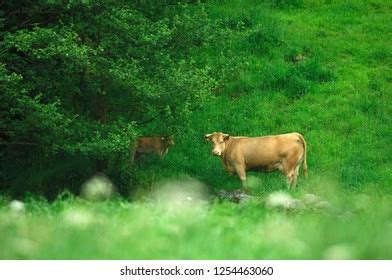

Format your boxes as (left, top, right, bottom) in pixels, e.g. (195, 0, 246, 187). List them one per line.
(139, 0, 391, 194)
(0, 0, 391, 259)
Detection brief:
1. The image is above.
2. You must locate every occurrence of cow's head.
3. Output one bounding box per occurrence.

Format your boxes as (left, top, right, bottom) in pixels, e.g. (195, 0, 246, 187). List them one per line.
(162, 135, 174, 146)
(204, 132, 230, 156)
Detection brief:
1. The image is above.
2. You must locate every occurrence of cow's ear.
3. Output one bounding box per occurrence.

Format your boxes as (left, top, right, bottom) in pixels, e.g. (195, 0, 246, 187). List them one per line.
(204, 134, 212, 141)
(223, 134, 230, 141)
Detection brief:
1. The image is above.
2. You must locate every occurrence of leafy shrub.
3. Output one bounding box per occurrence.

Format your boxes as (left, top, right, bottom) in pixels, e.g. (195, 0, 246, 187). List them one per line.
(0, 2, 218, 197)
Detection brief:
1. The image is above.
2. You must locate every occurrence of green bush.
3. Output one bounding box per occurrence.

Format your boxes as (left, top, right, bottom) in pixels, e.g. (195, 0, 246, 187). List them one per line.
(0, 2, 218, 197)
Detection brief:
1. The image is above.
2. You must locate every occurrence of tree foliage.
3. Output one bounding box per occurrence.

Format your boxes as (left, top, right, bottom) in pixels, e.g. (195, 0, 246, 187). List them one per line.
(0, 1, 218, 197)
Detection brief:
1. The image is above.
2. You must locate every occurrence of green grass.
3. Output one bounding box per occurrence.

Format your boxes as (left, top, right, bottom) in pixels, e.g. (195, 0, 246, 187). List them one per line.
(1, 184, 391, 259)
(1, 0, 391, 259)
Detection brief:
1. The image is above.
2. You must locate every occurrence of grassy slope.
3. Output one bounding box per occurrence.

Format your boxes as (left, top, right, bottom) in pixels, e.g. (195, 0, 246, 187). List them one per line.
(141, 0, 391, 193)
(0, 1, 391, 259)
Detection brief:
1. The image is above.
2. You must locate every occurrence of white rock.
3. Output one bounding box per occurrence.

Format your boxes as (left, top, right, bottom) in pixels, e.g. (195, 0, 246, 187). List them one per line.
(81, 174, 114, 200)
(9, 200, 25, 213)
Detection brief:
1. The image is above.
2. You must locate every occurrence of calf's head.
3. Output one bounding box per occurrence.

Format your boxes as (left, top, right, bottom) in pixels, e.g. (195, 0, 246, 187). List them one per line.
(163, 135, 174, 146)
(204, 132, 230, 156)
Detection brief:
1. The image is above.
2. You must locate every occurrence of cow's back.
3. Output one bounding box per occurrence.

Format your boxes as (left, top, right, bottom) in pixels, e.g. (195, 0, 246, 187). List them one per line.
(224, 133, 304, 170)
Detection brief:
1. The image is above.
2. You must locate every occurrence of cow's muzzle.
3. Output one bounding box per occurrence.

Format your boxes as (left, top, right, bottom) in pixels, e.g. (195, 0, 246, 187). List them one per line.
(212, 150, 221, 156)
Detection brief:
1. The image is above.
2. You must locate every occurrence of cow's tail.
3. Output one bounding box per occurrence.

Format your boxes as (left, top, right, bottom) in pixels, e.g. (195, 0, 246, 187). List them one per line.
(296, 133, 308, 177)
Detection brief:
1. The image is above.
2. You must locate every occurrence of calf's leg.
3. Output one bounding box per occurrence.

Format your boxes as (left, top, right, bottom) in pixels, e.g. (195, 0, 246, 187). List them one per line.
(159, 147, 169, 158)
(131, 151, 140, 163)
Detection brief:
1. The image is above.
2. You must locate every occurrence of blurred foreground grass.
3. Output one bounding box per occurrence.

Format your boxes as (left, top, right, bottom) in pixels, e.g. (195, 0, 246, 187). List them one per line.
(1, 176, 391, 259)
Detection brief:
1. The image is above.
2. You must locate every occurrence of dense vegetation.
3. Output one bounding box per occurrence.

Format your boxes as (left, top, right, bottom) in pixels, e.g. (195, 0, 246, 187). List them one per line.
(1, 0, 218, 196)
(0, 0, 391, 259)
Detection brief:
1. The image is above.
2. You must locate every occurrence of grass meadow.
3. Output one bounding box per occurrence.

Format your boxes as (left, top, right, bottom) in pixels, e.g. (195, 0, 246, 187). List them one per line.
(1, 0, 391, 259)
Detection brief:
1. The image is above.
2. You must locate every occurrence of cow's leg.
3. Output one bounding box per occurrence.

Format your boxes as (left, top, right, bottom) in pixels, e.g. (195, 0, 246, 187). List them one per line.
(283, 149, 303, 188)
(286, 172, 294, 188)
(234, 163, 247, 185)
(291, 164, 300, 188)
(289, 153, 303, 188)
(281, 160, 295, 188)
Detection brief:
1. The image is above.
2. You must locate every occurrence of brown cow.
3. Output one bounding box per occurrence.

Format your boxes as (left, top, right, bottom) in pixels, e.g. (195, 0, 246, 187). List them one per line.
(132, 136, 174, 162)
(204, 132, 307, 188)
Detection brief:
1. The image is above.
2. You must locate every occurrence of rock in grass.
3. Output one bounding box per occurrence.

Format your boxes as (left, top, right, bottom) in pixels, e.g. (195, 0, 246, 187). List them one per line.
(9, 200, 25, 214)
(218, 189, 253, 203)
(291, 54, 306, 63)
(81, 174, 114, 201)
(266, 191, 304, 211)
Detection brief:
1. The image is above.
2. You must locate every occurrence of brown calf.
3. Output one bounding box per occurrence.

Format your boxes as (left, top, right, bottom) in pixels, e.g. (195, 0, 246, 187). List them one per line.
(132, 136, 174, 162)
